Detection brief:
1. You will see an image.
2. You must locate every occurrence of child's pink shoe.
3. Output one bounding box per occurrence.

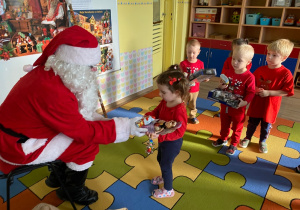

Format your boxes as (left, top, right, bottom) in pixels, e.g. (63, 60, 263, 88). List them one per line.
(152, 188, 175, 198)
(151, 176, 164, 185)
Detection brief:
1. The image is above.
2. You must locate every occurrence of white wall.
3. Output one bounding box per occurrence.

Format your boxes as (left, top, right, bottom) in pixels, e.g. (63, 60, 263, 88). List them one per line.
(0, 54, 40, 104)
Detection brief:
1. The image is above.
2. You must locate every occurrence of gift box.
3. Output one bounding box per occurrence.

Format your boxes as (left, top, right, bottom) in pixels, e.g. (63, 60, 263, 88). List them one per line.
(207, 89, 240, 108)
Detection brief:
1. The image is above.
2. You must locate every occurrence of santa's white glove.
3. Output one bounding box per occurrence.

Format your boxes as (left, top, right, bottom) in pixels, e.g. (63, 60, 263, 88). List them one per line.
(130, 117, 148, 137)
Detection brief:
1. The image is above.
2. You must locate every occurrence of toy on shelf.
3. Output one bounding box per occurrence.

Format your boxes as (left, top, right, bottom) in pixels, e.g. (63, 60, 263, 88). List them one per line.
(188, 68, 217, 82)
(231, 10, 240, 23)
(297, 19, 300, 27)
(284, 14, 295, 26)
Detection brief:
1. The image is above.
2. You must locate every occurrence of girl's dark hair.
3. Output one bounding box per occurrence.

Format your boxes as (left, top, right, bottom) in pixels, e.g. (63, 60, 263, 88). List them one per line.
(229, 38, 249, 56)
(232, 38, 249, 46)
(156, 64, 189, 100)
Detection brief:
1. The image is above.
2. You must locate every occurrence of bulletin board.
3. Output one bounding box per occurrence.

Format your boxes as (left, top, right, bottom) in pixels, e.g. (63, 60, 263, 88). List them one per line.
(0, 0, 120, 104)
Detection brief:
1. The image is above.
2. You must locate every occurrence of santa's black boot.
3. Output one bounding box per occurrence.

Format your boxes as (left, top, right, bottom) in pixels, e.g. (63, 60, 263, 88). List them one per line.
(45, 161, 67, 188)
(56, 168, 98, 206)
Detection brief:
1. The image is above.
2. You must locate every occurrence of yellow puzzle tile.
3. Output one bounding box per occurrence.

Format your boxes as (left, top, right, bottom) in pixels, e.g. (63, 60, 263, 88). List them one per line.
(238, 130, 298, 164)
(202, 102, 220, 117)
(121, 149, 201, 209)
(266, 165, 300, 209)
(121, 96, 161, 115)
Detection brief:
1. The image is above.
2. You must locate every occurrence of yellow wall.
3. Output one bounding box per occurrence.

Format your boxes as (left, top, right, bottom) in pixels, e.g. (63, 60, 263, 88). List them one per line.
(174, 0, 191, 64)
(118, 0, 153, 52)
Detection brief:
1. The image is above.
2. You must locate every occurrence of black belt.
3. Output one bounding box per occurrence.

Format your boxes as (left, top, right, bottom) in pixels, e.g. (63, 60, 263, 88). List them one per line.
(0, 123, 29, 143)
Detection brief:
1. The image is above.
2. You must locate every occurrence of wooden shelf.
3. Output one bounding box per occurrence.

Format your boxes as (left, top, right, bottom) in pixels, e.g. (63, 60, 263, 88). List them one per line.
(188, 0, 300, 79)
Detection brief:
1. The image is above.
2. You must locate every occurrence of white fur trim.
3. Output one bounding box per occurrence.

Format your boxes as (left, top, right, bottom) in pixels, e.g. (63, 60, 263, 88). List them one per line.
(113, 118, 130, 143)
(66, 161, 93, 171)
(22, 138, 48, 155)
(55, 44, 101, 66)
(28, 133, 73, 165)
(41, 20, 56, 27)
(23, 64, 34, 72)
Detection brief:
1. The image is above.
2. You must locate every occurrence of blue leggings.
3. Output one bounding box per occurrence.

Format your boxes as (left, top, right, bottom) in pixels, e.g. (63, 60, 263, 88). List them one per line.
(245, 117, 272, 143)
(157, 138, 183, 191)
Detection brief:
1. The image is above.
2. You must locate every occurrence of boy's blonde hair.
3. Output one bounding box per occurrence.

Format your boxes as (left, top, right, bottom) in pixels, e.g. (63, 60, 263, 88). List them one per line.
(267, 39, 294, 57)
(232, 44, 254, 61)
(186, 39, 201, 49)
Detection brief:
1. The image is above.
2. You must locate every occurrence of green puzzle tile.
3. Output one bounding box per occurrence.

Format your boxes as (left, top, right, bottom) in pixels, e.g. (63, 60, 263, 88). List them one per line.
(278, 122, 300, 143)
(173, 171, 264, 210)
(182, 131, 229, 170)
(90, 135, 149, 179)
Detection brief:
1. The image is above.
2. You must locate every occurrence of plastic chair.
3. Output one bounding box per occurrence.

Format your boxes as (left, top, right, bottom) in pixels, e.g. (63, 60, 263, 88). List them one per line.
(0, 160, 77, 210)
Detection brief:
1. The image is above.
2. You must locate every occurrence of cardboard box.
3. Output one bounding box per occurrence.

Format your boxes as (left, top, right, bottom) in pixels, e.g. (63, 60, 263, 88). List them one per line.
(192, 23, 206, 37)
(194, 14, 217, 22)
(195, 8, 217, 14)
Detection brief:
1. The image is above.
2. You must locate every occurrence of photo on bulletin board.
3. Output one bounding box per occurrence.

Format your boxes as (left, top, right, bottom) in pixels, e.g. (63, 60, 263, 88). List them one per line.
(0, 0, 70, 60)
(69, 9, 119, 74)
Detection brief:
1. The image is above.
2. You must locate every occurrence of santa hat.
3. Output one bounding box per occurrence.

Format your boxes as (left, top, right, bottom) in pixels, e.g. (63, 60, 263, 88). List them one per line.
(32, 26, 100, 68)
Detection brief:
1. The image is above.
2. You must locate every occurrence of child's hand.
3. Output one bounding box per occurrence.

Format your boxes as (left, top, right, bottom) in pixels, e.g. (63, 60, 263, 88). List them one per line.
(147, 132, 159, 139)
(204, 78, 210, 82)
(218, 79, 228, 89)
(236, 99, 247, 108)
(190, 81, 196, 86)
(255, 87, 263, 95)
(183, 72, 188, 78)
(258, 89, 270, 97)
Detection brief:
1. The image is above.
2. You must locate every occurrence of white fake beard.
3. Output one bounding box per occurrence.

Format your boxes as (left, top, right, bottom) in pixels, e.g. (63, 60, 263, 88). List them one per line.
(44, 55, 98, 121)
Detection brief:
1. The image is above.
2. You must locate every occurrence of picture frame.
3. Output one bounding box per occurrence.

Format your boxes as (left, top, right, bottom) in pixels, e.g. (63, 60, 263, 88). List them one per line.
(271, 0, 292, 7)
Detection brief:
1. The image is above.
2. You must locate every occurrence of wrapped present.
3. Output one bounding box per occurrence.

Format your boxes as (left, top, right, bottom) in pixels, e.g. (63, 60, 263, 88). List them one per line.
(207, 89, 240, 108)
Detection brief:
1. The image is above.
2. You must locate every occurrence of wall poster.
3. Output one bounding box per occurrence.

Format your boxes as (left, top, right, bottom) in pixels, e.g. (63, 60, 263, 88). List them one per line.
(0, 0, 120, 74)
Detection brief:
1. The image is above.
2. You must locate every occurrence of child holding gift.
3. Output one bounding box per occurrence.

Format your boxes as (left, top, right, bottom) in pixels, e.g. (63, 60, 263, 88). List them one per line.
(240, 39, 294, 153)
(180, 39, 205, 124)
(212, 44, 256, 155)
(144, 65, 189, 198)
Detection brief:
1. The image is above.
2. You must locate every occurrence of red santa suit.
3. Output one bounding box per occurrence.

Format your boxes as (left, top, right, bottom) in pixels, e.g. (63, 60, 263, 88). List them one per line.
(220, 65, 255, 147)
(0, 26, 147, 174)
(247, 65, 294, 124)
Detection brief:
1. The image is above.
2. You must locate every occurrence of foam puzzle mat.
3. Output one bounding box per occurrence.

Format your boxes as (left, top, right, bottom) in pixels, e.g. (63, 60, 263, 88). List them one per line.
(1, 89, 300, 210)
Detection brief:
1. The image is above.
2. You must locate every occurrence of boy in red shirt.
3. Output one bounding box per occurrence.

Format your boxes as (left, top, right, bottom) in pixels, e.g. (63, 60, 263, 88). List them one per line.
(240, 39, 294, 153)
(180, 39, 205, 124)
(212, 44, 255, 155)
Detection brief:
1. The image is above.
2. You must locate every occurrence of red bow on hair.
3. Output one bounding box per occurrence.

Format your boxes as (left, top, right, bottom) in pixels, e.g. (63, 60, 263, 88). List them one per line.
(169, 76, 180, 85)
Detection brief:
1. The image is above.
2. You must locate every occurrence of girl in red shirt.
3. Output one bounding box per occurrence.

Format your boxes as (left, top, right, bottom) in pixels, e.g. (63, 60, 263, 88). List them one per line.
(145, 65, 189, 198)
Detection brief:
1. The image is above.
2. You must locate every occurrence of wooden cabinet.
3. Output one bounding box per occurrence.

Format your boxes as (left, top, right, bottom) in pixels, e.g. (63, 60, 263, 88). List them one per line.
(188, 0, 300, 82)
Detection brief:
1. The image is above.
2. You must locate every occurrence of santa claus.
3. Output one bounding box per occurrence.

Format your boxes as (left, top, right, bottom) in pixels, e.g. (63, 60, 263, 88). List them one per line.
(41, 0, 65, 27)
(0, 26, 147, 206)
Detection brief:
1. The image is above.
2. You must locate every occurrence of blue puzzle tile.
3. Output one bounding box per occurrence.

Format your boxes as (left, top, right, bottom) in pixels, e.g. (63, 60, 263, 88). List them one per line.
(106, 180, 169, 210)
(196, 98, 219, 114)
(0, 171, 29, 202)
(279, 140, 300, 169)
(204, 147, 291, 197)
(107, 107, 143, 118)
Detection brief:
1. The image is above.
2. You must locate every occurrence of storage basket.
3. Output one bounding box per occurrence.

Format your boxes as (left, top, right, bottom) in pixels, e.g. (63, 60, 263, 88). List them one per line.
(246, 14, 262, 25)
(260, 18, 271, 25)
(272, 18, 281, 26)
